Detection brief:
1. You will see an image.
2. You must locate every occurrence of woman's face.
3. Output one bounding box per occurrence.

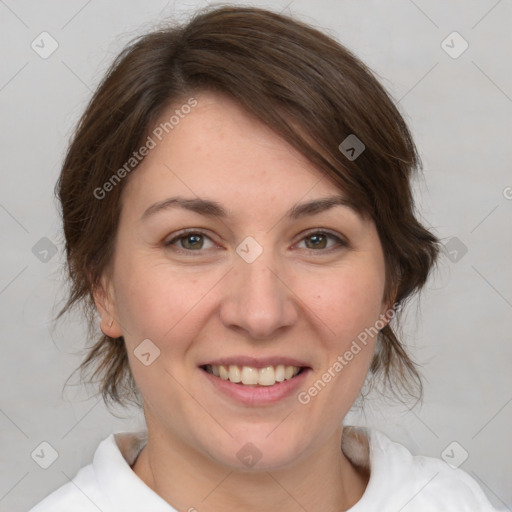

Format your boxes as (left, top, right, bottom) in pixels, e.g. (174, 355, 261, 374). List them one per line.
(96, 91, 391, 470)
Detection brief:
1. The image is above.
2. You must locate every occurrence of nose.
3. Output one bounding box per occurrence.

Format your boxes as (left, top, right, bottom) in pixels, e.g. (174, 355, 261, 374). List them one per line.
(219, 244, 298, 340)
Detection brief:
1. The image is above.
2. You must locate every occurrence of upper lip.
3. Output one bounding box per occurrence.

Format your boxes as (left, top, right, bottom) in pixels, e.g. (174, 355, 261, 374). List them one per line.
(199, 356, 310, 369)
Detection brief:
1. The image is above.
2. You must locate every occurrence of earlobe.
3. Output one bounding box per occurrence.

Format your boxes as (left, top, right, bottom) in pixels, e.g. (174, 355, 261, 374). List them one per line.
(379, 291, 399, 330)
(100, 316, 122, 338)
(378, 302, 396, 330)
(92, 275, 123, 338)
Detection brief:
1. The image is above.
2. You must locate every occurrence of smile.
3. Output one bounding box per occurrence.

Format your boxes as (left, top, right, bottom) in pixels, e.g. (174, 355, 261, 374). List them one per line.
(199, 361, 311, 406)
(202, 364, 304, 386)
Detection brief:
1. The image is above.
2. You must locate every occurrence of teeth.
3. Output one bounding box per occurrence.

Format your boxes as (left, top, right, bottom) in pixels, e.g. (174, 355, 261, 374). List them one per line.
(241, 366, 258, 385)
(219, 365, 229, 380)
(205, 364, 302, 386)
(228, 365, 241, 383)
(258, 366, 275, 386)
(275, 364, 285, 382)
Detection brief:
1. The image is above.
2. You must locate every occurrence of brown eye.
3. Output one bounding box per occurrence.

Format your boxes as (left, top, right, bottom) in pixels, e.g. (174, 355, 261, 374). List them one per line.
(165, 230, 215, 251)
(298, 231, 347, 252)
(182, 233, 203, 250)
(305, 233, 329, 249)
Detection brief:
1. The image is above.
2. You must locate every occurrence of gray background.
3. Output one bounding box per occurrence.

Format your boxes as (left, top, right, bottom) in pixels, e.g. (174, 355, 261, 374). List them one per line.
(1, 0, 511, 510)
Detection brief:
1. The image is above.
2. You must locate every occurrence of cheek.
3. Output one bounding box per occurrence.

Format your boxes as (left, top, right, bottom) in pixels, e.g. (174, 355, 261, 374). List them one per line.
(300, 263, 386, 343)
(113, 254, 220, 344)
(296, 267, 385, 410)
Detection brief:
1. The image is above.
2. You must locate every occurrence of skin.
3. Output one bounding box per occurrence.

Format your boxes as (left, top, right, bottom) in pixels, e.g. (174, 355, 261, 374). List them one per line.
(94, 91, 394, 512)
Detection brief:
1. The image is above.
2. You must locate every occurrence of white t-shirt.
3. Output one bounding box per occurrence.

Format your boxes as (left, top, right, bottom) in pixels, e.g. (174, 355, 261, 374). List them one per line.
(29, 427, 502, 511)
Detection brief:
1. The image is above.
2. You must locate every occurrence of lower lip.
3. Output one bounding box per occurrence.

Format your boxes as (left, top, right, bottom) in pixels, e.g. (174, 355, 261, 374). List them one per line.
(200, 367, 311, 406)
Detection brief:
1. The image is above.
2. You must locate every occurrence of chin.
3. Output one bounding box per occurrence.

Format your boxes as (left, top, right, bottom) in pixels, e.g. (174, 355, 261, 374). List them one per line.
(201, 426, 307, 472)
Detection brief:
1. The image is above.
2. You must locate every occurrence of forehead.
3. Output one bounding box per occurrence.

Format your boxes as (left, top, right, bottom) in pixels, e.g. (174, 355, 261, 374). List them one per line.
(121, 92, 360, 221)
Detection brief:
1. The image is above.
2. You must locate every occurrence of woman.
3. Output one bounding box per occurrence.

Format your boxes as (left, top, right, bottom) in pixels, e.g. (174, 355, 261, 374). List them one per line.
(30, 5, 500, 511)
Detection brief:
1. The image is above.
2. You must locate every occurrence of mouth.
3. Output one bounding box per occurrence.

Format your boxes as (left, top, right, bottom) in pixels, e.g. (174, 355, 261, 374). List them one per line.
(200, 363, 308, 387)
(197, 356, 312, 405)
(199, 362, 311, 405)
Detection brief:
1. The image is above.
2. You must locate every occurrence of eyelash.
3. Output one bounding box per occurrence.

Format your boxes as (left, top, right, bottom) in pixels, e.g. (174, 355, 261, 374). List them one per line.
(164, 228, 348, 255)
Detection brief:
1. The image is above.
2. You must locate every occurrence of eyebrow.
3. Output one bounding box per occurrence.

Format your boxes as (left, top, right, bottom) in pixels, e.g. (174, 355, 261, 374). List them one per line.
(140, 195, 361, 222)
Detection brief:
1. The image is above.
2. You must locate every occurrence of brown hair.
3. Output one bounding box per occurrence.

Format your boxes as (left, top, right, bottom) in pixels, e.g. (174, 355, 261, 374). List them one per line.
(56, 5, 439, 410)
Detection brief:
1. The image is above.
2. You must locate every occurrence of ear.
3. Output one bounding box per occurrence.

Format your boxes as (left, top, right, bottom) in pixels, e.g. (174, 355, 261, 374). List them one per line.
(92, 273, 123, 338)
(378, 283, 399, 329)
(378, 301, 398, 330)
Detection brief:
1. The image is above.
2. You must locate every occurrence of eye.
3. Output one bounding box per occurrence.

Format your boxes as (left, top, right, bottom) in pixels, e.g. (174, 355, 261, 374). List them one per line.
(295, 230, 348, 252)
(164, 230, 216, 252)
(164, 229, 348, 255)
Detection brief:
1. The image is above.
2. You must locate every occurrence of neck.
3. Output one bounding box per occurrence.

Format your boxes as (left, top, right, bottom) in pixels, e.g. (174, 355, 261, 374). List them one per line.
(132, 424, 369, 512)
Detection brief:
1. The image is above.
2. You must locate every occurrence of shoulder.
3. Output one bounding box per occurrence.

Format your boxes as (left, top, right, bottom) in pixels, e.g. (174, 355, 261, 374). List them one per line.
(28, 433, 127, 512)
(28, 430, 173, 512)
(28, 463, 107, 512)
(343, 426, 502, 511)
